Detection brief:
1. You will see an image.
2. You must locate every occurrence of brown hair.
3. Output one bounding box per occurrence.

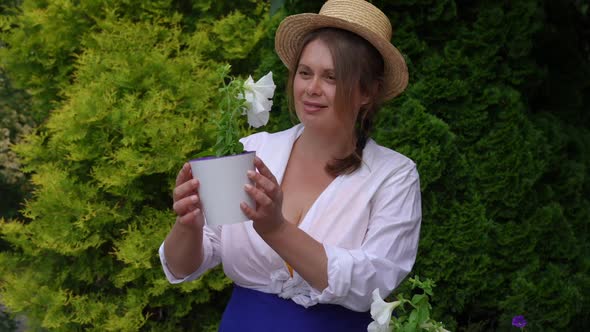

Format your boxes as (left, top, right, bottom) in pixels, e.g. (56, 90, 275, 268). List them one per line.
(287, 28, 386, 176)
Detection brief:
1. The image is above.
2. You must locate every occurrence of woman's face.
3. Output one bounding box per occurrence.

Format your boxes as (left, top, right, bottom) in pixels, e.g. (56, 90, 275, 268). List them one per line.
(293, 39, 363, 133)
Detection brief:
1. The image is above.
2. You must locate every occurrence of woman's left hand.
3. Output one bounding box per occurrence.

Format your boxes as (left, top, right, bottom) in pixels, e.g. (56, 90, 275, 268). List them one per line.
(241, 156, 287, 236)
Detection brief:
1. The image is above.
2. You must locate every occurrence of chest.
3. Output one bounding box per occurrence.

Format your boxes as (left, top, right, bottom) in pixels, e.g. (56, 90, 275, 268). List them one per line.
(280, 159, 335, 226)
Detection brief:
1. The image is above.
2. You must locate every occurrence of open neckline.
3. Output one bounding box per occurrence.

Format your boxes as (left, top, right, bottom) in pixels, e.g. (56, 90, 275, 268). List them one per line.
(274, 124, 344, 231)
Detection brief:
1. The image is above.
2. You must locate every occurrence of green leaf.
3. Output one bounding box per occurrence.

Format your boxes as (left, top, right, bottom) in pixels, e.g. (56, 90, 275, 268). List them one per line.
(270, 0, 286, 16)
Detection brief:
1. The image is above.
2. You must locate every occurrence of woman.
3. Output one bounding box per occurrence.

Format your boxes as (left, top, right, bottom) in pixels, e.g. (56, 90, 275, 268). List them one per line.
(160, 0, 421, 330)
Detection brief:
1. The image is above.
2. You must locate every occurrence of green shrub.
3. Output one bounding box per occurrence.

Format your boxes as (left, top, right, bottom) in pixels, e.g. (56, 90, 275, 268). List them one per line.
(0, 1, 274, 330)
(285, 0, 589, 330)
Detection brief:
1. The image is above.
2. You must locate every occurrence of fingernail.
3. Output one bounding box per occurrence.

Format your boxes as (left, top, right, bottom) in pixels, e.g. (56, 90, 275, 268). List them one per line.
(192, 179, 198, 186)
(244, 184, 253, 190)
(247, 170, 255, 177)
(191, 195, 198, 203)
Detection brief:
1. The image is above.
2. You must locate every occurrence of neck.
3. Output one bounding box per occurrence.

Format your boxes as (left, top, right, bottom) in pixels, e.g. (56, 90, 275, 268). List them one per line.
(295, 126, 356, 163)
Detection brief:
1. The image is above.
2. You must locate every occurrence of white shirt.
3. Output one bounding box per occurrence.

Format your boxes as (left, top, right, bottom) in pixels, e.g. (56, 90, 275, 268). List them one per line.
(159, 124, 422, 312)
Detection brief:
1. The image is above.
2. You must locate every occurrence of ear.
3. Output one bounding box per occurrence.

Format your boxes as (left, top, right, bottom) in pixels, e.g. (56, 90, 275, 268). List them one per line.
(361, 95, 371, 106)
(361, 80, 380, 106)
(360, 88, 375, 106)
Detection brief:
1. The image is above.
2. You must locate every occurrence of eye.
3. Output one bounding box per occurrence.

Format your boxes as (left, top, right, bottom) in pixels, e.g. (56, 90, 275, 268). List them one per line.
(298, 70, 311, 77)
(325, 73, 336, 82)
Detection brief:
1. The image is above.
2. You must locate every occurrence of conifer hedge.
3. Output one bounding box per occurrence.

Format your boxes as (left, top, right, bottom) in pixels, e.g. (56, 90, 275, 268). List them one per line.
(0, 0, 588, 331)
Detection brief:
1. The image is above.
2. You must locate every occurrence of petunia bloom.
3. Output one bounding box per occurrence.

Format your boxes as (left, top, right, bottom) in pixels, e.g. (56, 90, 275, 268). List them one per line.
(512, 315, 527, 328)
(367, 288, 400, 332)
(242, 71, 276, 128)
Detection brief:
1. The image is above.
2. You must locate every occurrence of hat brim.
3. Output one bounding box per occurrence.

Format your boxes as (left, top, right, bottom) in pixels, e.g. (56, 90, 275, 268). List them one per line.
(275, 13, 409, 100)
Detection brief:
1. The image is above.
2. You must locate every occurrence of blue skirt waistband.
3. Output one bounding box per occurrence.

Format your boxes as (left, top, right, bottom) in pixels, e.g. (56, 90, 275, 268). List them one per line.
(218, 284, 372, 332)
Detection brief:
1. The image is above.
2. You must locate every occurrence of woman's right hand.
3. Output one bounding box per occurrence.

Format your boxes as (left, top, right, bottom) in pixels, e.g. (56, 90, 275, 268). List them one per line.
(164, 163, 206, 278)
(173, 163, 205, 227)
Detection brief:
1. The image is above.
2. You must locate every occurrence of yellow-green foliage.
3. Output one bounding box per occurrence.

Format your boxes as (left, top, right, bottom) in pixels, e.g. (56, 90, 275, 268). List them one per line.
(0, 70, 33, 220)
(1, 0, 270, 330)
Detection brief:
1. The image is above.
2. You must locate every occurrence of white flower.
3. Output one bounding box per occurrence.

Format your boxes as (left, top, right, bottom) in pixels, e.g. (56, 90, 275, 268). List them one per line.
(367, 321, 393, 332)
(242, 71, 276, 128)
(367, 288, 401, 332)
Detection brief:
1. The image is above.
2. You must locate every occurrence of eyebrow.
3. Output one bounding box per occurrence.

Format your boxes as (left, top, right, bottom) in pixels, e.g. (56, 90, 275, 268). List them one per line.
(297, 64, 335, 75)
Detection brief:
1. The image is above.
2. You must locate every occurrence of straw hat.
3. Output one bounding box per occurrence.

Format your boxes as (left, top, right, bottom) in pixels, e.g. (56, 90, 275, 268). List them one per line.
(275, 0, 409, 100)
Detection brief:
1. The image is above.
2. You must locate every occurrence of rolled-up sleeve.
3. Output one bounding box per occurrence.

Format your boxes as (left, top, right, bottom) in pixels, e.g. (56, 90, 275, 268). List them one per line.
(158, 225, 223, 284)
(308, 168, 422, 311)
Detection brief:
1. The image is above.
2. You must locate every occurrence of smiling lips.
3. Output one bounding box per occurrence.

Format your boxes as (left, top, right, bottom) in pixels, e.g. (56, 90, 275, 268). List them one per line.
(302, 101, 326, 113)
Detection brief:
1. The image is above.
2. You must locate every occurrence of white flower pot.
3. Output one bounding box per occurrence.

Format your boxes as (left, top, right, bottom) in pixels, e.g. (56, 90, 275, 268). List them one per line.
(189, 152, 255, 226)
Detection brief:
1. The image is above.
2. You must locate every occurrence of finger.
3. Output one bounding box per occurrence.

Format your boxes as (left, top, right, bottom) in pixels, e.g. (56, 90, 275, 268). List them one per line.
(240, 202, 257, 220)
(173, 195, 201, 216)
(244, 183, 272, 207)
(254, 157, 278, 184)
(173, 178, 200, 202)
(247, 170, 279, 198)
(177, 209, 204, 226)
(175, 163, 193, 187)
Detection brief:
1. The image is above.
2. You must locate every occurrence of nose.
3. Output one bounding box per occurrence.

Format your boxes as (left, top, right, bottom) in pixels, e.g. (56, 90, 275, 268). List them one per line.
(305, 76, 322, 96)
